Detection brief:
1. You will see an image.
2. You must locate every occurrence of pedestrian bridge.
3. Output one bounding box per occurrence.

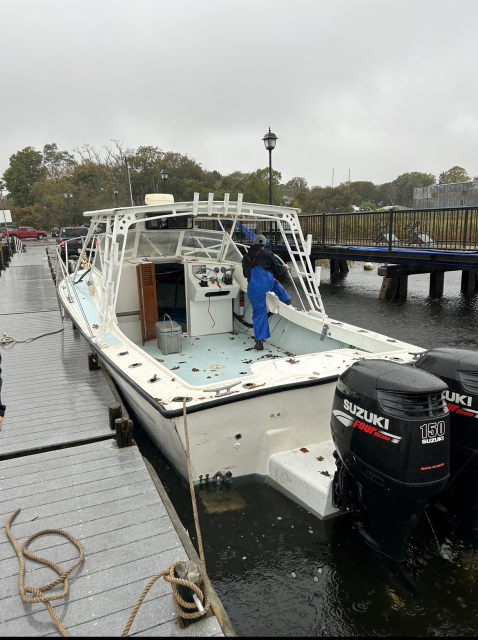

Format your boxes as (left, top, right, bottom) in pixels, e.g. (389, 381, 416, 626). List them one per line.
(200, 205, 478, 300)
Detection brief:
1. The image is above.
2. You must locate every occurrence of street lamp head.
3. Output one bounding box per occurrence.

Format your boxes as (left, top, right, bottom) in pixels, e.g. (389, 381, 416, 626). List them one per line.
(262, 127, 278, 151)
(113, 186, 119, 195)
(161, 168, 169, 182)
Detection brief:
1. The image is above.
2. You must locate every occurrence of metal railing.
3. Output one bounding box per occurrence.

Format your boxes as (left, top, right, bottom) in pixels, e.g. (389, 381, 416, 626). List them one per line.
(197, 207, 478, 252)
(298, 207, 478, 252)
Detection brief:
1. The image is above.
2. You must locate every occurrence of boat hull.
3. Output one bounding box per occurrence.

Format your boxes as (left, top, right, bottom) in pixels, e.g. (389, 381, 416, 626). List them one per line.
(102, 357, 337, 482)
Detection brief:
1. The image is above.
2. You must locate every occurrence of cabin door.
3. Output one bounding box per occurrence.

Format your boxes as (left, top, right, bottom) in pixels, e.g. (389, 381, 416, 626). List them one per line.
(136, 263, 158, 344)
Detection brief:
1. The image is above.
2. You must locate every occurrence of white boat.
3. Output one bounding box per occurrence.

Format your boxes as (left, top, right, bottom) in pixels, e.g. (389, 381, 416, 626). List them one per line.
(57, 193, 422, 519)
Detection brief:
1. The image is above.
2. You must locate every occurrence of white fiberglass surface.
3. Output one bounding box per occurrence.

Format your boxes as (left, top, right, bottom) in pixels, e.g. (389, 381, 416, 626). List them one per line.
(138, 330, 290, 386)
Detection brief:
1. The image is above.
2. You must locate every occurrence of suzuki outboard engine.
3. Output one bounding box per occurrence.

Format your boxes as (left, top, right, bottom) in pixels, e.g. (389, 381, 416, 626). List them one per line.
(415, 348, 478, 530)
(331, 359, 450, 562)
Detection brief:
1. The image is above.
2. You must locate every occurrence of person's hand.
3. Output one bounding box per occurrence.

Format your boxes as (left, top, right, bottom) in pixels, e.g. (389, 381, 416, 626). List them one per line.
(0, 416, 3, 430)
(285, 264, 289, 270)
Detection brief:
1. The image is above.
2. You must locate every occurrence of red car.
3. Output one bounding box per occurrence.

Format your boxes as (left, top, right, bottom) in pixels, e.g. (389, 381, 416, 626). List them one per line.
(1, 226, 47, 240)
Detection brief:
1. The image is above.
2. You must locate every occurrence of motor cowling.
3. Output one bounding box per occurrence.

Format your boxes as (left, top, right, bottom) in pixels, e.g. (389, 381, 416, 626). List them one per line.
(415, 348, 478, 529)
(331, 359, 450, 562)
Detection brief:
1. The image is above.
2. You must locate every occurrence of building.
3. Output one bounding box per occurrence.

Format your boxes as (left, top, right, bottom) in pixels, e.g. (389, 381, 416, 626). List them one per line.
(413, 181, 478, 209)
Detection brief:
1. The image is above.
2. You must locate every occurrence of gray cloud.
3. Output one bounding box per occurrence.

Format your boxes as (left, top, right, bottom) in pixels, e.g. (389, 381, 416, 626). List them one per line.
(1, 0, 477, 187)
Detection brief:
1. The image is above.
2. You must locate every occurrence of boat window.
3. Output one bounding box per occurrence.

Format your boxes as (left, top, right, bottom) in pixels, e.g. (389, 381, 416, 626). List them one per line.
(121, 228, 242, 263)
(220, 234, 243, 263)
(180, 230, 224, 259)
(145, 213, 192, 230)
(134, 230, 182, 258)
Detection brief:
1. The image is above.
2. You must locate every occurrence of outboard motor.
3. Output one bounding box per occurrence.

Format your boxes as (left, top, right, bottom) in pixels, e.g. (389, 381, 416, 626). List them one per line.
(415, 348, 478, 530)
(331, 359, 450, 562)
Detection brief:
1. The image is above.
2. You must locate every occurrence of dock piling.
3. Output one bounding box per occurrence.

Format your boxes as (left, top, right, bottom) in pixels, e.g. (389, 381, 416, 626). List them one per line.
(88, 351, 100, 370)
(461, 270, 478, 298)
(330, 258, 349, 278)
(2, 245, 10, 266)
(115, 417, 133, 448)
(108, 402, 122, 430)
(430, 272, 445, 297)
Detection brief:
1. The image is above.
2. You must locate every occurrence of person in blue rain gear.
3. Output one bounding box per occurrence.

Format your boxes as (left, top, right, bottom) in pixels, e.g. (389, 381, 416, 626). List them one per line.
(242, 234, 292, 350)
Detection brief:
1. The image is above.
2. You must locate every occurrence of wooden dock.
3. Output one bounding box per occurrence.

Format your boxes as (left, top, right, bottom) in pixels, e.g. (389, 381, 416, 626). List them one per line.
(0, 240, 229, 636)
(0, 241, 114, 457)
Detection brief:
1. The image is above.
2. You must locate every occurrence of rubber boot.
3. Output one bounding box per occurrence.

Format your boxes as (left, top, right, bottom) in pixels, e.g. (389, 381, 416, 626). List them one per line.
(254, 340, 264, 350)
(284, 299, 292, 305)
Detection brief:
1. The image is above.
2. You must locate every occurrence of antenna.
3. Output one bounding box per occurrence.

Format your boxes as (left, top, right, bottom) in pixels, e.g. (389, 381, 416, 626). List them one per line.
(332, 168, 334, 188)
(125, 157, 134, 207)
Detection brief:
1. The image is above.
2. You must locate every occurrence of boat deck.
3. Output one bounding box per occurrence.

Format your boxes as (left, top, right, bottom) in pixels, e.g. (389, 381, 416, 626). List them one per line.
(139, 328, 290, 386)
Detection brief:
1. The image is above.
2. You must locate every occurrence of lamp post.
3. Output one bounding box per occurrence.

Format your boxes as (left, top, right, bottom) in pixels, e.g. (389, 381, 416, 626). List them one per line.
(161, 168, 169, 192)
(113, 186, 119, 208)
(64, 193, 73, 225)
(262, 127, 278, 245)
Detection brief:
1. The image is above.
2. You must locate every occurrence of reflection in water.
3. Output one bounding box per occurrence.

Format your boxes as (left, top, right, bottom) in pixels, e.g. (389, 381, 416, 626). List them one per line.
(135, 263, 478, 637)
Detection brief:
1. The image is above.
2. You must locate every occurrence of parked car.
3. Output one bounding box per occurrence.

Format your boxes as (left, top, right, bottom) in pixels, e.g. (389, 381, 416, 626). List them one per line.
(0, 226, 47, 240)
(56, 226, 94, 258)
(51, 226, 60, 237)
(0, 225, 19, 235)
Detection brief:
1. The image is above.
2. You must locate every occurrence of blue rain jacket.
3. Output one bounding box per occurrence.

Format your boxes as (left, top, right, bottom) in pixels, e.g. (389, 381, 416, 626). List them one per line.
(247, 266, 291, 341)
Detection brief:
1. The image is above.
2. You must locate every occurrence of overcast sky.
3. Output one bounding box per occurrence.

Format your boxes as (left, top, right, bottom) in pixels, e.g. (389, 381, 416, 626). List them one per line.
(1, 0, 477, 187)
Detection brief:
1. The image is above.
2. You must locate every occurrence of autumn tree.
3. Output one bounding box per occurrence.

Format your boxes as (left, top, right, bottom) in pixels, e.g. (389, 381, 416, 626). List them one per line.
(392, 172, 436, 208)
(441, 166, 471, 184)
(244, 168, 282, 205)
(3, 146, 45, 207)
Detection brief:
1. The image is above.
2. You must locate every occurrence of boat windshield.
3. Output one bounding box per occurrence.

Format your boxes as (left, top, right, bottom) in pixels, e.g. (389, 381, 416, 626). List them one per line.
(117, 228, 242, 263)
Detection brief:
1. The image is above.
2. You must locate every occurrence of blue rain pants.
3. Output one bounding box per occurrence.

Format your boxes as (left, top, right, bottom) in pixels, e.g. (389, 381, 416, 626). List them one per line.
(247, 266, 291, 341)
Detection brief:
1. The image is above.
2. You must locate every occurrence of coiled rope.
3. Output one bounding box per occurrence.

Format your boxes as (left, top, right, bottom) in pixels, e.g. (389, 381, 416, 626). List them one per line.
(6, 399, 210, 637)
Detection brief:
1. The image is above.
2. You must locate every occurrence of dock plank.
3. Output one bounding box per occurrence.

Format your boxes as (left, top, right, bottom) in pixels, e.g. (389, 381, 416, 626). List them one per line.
(0, 441, 222, 637)
(0, 246, 114, 455)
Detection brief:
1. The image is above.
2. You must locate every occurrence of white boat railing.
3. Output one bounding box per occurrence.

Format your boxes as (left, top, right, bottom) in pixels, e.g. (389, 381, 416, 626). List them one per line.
(84, 193, 327, 348)
(56, 241, 94, 339)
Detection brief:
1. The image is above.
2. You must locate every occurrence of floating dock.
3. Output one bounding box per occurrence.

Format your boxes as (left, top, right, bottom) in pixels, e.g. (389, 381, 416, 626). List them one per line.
(0, 240, 230, 636)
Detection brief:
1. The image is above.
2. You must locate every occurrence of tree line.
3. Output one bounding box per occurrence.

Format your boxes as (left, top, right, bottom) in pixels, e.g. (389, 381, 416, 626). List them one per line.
(1, 141, 476, 230)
